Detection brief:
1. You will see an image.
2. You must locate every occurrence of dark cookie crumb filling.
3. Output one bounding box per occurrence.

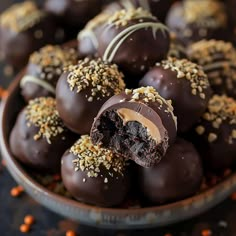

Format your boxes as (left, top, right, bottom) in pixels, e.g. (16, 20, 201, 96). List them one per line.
(92, 110, 167, 167)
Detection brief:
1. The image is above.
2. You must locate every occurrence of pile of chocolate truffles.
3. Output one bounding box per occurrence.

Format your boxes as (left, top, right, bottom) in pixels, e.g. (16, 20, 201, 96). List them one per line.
(5, 0, 236, 208)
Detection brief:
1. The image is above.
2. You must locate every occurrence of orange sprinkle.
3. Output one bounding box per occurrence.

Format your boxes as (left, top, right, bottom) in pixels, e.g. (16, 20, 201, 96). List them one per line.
(24, 215, 35, 225)
(231, 192, 236, 200)
(66, 230, 76, 236)
(20, 224, 30, 233)
(17, 185, 24, 192)
(10, 187, 21, 197)
(0, 87, 8, 99)
(201, 229, 212, 236)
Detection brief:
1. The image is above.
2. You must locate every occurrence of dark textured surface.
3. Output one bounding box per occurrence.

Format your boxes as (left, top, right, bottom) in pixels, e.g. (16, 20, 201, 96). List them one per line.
(1, 1, 236, 236)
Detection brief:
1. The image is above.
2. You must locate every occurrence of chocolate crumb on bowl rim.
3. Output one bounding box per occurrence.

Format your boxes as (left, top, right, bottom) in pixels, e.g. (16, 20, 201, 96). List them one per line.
(1, 71, 236, 230)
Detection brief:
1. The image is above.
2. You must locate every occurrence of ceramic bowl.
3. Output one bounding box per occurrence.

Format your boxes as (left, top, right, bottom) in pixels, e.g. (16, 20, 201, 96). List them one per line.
(1, 72, 236, 229)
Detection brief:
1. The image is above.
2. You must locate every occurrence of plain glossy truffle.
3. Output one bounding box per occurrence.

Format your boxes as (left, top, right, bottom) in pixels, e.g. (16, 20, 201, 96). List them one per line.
(61, 135, 130, 207)
(91, 87, 177, 168)
(10, 97, 77, 173)
(139, 138, 203, 204)
(140, 57, 212, 132)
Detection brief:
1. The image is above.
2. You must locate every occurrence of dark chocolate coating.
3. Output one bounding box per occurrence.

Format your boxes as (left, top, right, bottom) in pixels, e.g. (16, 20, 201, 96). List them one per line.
(56, 72, 110, 135)
(104, 0, 173, 22)
(139, 65, 212, 133)
(61, 150, 130, 207)
(91, 92, 177, 167)
(97, 17, 170, 86)
(139, 138, 203, 204)
(10, 108, 77, 173)
(166, 1, 229, 46)
(0, 14, 57, 69)
(44, 0, 103, 38)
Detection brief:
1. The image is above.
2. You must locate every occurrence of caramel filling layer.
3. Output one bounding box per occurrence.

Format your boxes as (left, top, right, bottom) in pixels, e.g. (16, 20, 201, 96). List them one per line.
(117, 108, 161, 143)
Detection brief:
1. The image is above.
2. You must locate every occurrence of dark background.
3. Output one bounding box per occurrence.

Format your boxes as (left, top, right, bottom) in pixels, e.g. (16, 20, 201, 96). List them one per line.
(1, 1, 236, 235)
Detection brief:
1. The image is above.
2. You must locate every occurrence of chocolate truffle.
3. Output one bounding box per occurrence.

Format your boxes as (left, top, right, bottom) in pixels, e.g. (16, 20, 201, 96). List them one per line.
(103, 0, 173, 22)
(91, 87, 177, 168)
(93, 8, 170, 86)
(188, 40, 236, 99)
(77, 13, 111, 58)
(20, 45, 78, 102)
(166, 0, 228, 46)
(56, 58, 126, 135)
(139, 138, 203, 204)
(61, 135, 130, 207)
(0, 1, 57, 69)
(44, 0, 103, 39)
(194, 95, 236, 171)
(140, 57, 212, 133)
(10, 97, 77, 173)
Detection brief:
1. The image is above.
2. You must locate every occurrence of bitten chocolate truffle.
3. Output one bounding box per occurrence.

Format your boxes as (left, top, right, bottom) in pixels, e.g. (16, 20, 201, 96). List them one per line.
(56, 58, 126, 135)
(91, 87, 177, 168)
(139, 138, 203, 204)
(82, 8, 170, 87)
(166, 0, 228, 46)
(10, 97, 77, 173)
(140, 57, 212, 132)
(61, 135, 130, 207)
(103, 0, 173, 22)
(194, 95, 236, 171)
(0, 1, 57, 68)
(44, 0, 103, 38)
(188, 40, 236, 99)
(20, 45, 78, 102)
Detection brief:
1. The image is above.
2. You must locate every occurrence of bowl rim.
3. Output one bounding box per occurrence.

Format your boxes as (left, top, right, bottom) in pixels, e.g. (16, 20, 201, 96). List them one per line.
(1, 69, 236, 228)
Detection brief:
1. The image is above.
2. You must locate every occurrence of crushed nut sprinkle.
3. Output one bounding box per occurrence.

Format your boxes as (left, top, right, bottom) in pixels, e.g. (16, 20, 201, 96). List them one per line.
(25, 97, 65, 144)
(188, 40, 236, 65)
(0, 1, 45, 32)
(29, 45, 77, 80)
(184, 0, 227, 27)
(199, 95, 236, 142)
(66, 58, 125, 101)
(158, 57, 209, 99)
(70, 135, 127, 179)
(108, 8, 156, 27)
(125, 86, 177, 128)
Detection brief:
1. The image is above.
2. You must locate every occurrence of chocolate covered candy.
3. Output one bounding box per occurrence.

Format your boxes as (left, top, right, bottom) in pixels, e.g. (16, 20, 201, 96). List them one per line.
(10, 97, 77, 173)
(56, 58, 126, 135)
(20, 45, 78, 102)
(61, 135, 130, 207)
(91, 86, 177, 168)
(140, 57, 212, 132)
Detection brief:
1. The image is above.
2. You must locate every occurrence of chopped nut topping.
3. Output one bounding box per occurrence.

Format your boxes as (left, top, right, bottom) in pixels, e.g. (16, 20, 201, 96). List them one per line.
(158, 57, 209, 98)
(26, 97, 65, 143)
(66, 58, 125, 101)
(108, 8, 156, 27)
(71, 135, 127, 179)
(196, 126, 205, 135)
(184, 0, 227, 27)
(29, 45, 77, 81)
(0, 1, 45, 32)
(208, 133, 217, 143)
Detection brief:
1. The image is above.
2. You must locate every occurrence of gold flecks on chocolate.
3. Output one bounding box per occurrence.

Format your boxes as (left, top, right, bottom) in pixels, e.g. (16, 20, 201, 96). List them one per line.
(66, 58, 125, 101)
(29, 45, 78, 80)
(25, 97, 65, 144)
(125, 86, 177, 128)
(0, 1, 45, 32)
(184, 0, 227, 27)
(199, 95, 236, 143)
(71, 135, 127, 180)
(157, 57, 209, 99)
(108, 7, 156, 27)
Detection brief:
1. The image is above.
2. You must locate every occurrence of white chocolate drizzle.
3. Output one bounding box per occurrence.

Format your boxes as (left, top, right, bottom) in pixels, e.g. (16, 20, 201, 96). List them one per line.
(103, 22, 169, 62)
(20, 75, 56, 94)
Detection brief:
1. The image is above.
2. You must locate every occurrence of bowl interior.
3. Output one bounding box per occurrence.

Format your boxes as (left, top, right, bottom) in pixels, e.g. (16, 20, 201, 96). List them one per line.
(2, 70, 236, 229)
